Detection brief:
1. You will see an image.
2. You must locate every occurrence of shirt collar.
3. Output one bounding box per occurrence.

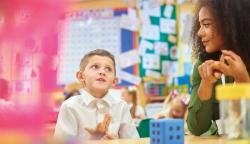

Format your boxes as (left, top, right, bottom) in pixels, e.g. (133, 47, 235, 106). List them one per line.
(80, 89, 121, 107)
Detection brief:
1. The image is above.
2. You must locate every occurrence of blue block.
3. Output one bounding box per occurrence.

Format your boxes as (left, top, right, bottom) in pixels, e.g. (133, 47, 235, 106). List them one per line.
(150, 119, 184, 144)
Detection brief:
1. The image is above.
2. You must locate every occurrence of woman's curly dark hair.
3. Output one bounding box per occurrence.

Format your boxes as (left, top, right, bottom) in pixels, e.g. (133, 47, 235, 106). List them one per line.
(191, 0, 250, 71)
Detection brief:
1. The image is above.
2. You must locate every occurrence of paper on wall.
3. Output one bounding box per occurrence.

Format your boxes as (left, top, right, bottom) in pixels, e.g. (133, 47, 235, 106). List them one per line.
(170, 45, 178, 59)
(162, 60, 179, 76)
(154, 41, 169, 56)
(118, 49, 140, 68)
(168, 35, 177, 44)
(141, 25, 160, 40)
(142, 53, 160, 70)
(118, 70, 141, 85)
(142, 1, 161, 17)
(170, 46, 178, 59)
(180, 13, 192, 44)
(139, 39, 154, 55)
(145, 69, 161, 79)
(128, 8, 137, 18)
(139, 11, 151, 25)
(166, 0, 175, 5)
(163, 5, 174, 18)
(182, 45, 192, 62)
(147, 6, 161, 17)
(160, 18, 176, 34)
(120, 14, 139, 31)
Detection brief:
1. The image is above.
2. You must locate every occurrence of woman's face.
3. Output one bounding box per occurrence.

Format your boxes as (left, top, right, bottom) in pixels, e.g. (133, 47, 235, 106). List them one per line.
(197, 7, 224, 53)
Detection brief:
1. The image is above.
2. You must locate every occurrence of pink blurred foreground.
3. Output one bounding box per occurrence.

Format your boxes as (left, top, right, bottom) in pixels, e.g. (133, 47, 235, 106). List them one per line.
(0, 0, 68, 142)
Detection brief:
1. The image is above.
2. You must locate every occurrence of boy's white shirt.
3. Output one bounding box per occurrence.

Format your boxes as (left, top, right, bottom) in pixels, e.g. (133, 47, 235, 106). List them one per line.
(54, 89, 139, 140)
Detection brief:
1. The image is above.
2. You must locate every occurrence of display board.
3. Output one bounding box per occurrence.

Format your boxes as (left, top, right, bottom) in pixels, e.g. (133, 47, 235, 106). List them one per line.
(58, 8, 136, 86)
(138, 3, 178, 79)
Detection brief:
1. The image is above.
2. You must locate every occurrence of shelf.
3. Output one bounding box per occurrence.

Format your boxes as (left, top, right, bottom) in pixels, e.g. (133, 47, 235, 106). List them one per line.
(146, 96, 166, 102)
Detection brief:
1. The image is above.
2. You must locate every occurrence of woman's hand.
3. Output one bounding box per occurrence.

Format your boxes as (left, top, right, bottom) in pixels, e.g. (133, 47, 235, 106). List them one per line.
(198, 60, 222, 101)
(198, 60, 222, 84)
(210, 50, 250, 82)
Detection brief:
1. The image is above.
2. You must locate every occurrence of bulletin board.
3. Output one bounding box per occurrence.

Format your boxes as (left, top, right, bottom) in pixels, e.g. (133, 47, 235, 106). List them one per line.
(58, 8, 137, 86)
(138, 4, 178, 79)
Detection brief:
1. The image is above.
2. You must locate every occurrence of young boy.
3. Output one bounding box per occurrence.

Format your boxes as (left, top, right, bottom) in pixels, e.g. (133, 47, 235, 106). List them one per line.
(54, 49, 139, 140)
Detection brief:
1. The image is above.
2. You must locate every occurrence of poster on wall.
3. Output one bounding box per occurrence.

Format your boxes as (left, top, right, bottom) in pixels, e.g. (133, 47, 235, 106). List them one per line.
(58, 8, 137, 86)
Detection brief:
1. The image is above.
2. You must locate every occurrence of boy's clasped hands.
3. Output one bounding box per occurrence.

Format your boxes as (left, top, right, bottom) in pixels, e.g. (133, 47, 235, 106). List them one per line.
(85, 114, 116, 140)
(198, 50, 250, 84)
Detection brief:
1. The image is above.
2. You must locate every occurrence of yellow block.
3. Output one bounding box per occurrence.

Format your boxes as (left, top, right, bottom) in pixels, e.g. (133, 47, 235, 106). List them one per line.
(216, 84, 250, 100)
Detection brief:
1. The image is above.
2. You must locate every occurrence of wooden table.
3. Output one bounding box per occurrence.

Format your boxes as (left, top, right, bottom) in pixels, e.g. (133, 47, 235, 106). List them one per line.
(86, 136, 250, 144)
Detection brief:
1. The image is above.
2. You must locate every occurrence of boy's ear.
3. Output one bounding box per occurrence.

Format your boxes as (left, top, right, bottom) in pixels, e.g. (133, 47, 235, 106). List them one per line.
(76, 71, 84, 83)
(112, 77, 118, 86)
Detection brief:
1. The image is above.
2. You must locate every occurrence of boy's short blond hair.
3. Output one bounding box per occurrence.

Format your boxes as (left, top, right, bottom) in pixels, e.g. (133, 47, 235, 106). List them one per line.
(79, 49, 116, 73)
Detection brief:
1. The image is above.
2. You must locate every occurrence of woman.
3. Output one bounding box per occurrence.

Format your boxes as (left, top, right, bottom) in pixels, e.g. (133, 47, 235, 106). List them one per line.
(187, 0, 250, 136)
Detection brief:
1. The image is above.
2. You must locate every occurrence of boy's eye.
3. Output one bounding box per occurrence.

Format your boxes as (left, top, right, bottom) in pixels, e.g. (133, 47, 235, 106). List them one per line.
(105, 67, 112, 72)
(91, 65, 99, 69)
(203, 23, 210, 28)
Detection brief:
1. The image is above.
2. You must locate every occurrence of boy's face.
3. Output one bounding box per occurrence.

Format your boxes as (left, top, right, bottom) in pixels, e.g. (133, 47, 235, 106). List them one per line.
(77, 55, 117, 97)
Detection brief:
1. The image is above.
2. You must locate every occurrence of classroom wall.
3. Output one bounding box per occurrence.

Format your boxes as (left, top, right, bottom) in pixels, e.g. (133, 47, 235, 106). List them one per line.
(0, 45, 12, 80)
(71, 0, 128, 10)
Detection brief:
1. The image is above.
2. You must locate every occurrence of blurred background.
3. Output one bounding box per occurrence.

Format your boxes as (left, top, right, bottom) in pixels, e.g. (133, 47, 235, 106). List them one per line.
(0, 0, 196, 143)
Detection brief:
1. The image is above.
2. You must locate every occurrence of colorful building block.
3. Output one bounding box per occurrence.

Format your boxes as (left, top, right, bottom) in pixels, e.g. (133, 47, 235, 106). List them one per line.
(150, 119, 184, 144)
